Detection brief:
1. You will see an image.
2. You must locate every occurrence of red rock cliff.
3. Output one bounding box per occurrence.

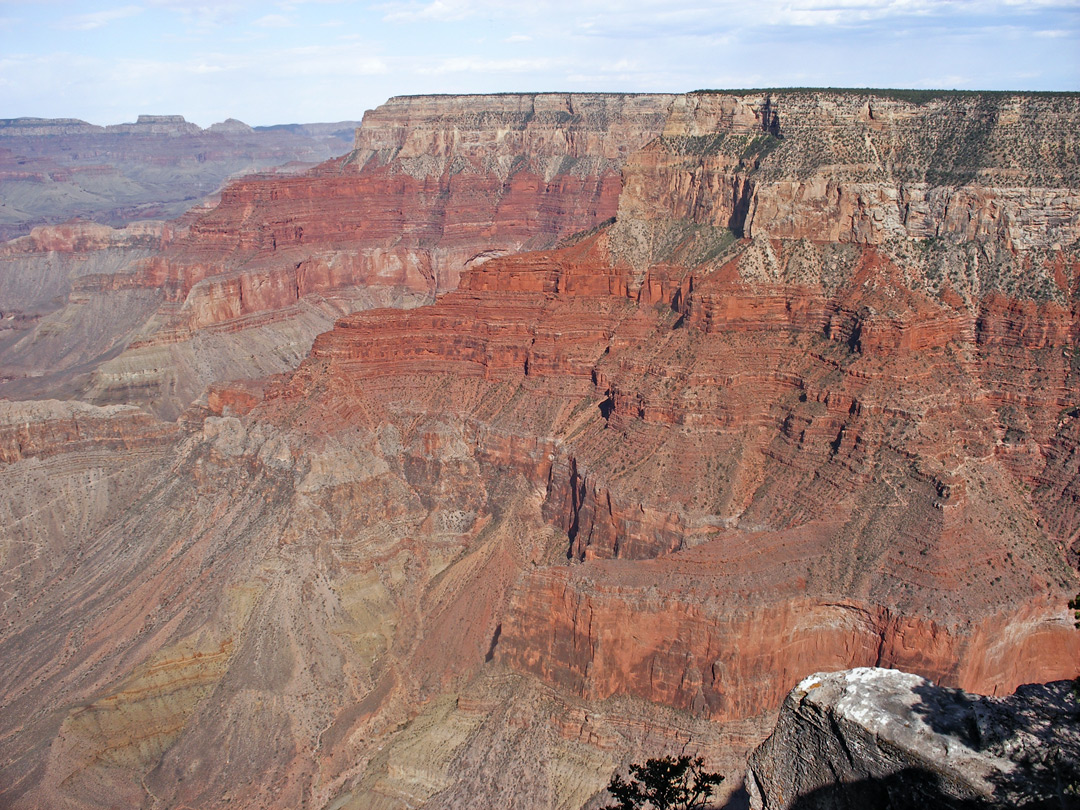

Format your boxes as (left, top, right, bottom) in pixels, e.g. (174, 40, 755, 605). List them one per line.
(0, 95, 675, 416)
(1, 90, 1078, 810)
(279, 228, 1079, 729)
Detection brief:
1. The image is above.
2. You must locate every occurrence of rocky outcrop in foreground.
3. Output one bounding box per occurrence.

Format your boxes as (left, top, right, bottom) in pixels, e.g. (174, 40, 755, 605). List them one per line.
(746, 667, 1080, 809)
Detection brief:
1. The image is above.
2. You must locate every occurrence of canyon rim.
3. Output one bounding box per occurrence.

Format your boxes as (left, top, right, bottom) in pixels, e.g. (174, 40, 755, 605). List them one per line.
(0, 90, 1078, 809)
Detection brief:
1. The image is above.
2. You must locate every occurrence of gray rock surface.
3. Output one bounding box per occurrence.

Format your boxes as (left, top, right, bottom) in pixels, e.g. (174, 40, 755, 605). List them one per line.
(746, 667, 1080, 809)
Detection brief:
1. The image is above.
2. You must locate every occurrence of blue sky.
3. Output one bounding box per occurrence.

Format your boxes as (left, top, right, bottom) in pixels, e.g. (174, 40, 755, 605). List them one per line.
(1, 1, 1077, 127)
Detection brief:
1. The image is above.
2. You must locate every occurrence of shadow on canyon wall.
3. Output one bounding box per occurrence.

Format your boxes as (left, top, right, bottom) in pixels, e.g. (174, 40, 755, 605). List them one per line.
(780, 679, 1080, 810)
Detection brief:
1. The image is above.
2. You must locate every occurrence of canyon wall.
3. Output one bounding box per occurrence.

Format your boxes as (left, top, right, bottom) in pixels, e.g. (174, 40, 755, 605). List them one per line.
(618, 91, 1079, 256)
(0, 90, 1078, 810)
(186, 92, 673, 292)
(0, 94, 672, 417)
(0, 114, 362, 240)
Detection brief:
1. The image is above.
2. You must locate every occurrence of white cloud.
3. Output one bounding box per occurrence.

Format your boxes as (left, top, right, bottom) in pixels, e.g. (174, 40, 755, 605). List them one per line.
(383, 0, 475, 22)
(276, 0, 352, 8)
(416, 56, 556, 74)
(145, 1, 251, 31)
(56, 5, 142, 31)
(273, 46, 389, 77)
(506, 34, 531, 43)
(376, 0, 1080, 36)
(255, 13, 292, 27)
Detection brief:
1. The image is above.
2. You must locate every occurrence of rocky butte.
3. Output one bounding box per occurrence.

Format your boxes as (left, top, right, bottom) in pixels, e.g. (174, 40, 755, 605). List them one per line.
(0, 90, 1077, 810)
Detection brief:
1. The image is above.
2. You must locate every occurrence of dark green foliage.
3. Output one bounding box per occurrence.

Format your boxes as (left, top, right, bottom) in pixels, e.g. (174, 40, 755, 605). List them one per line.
(1070, 592, 1080, 714)
(923, 93, 1001, 186)
(739, 133, 781, 164)
(602, 756, 724, 810)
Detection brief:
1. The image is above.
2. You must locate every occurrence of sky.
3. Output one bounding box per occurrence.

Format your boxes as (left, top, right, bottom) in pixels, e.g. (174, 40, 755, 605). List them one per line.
(1, 1, 1077, 127)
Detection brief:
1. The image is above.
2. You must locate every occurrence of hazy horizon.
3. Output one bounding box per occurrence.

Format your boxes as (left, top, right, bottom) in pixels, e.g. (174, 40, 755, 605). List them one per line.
(2, 1, 1078, 129)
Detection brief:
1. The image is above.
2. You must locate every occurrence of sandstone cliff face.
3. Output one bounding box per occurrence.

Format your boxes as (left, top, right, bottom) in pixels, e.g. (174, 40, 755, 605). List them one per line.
(188, 93, 672, 293)
(745, 667, 1080, 809)
(616, 92, 1080, 261)
(354, 93, 674, 171)
(0, 222, 171, 395)
(0, 90, 1078, 810)
(279, 229, 1079, 718)
(0, 220, 168, 314)
(0, 94, 671, 416)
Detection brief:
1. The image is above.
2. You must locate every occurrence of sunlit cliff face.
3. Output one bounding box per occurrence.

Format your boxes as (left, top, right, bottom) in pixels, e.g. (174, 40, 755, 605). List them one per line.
(0, 90, 1078, 810)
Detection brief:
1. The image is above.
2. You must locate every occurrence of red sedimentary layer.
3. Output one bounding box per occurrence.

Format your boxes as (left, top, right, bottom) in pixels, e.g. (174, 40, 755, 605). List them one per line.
(0, 401, 180, 463)
(496, 546, 1074, 723)
(262, 225, 1079, 724)
(66, 94, 670, 346)
(0, 221, 170, 257)
(3, 91, 1080, 810)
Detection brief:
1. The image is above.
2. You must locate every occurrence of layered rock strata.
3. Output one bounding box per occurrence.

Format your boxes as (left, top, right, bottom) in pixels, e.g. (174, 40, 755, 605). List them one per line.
(186, 92, 673, 294)
(617, 91, 1080, 259)
(0, 221, 169, 319)
(0, 90, 1078, 810)
(281, 228, 1080, 722)
(0, 94, 673, 415)
(0, 114, 362, 240)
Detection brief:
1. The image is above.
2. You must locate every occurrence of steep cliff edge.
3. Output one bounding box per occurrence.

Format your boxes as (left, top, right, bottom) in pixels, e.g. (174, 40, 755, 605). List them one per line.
(184, 92, 672, 293)
(8, 91, 1077, 418)
(281, 225, 1079, 724)
(745, 667, 1080, 809)
(617, 91, 1079, 259)
(0, 94, 672, 416)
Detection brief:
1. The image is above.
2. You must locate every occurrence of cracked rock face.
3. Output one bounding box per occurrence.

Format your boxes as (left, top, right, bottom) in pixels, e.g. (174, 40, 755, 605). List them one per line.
(746, 667, 1080, 809)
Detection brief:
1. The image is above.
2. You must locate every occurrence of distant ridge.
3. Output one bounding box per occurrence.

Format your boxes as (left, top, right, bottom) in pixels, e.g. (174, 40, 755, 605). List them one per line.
(0, 115, 364, 137)
(692, 87, 1080, 102)
(0, 115, 365, 240)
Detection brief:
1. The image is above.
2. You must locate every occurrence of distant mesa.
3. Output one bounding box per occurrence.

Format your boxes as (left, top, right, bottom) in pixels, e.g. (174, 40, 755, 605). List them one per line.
(207, 118, 254, 134)
(134, 114, 188, 123)
(0, 114, 201, 136)
(0, 115, 361, 139)
(105, 115, 203, 136)
(0, 117, 104, 136)
(0, 113, 364, 240)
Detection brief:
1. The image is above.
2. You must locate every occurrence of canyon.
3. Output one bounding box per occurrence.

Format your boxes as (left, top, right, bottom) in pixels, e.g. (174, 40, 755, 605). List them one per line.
(0, 90, 1077, 809)
(0, 114, 363, 241)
